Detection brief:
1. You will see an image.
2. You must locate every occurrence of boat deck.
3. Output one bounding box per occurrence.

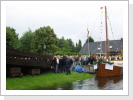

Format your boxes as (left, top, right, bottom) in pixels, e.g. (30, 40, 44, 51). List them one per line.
(110, 61, 123, 67)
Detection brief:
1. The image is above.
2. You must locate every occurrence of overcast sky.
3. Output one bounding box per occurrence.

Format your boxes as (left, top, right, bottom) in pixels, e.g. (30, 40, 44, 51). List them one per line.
(6, 1, 125, 46)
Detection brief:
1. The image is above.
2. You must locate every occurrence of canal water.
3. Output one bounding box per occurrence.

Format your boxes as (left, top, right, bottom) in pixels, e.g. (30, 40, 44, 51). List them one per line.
(39, 74, 123, 90)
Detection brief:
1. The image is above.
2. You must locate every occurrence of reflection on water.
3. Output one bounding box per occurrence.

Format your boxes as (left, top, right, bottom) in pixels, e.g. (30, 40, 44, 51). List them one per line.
(95, 75, 123, 90)
(37, 75, 123, 90)
(56, 75, 123, 90)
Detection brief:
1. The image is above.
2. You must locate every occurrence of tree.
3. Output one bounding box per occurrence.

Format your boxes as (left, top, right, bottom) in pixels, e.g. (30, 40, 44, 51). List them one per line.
(74, 42, 79, 52)
(86, 36, 94, 43)
(57, 37, 71, 52)
(31, 26, 58, 54)
(6, 27, 19, 49)
(66, 38, 75, 52)
(77, 39, 82, 52)
(17, 29, 34, 52)
(73, 40, 82, 52)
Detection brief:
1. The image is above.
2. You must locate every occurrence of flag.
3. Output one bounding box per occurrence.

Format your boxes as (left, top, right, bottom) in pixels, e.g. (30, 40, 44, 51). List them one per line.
(100, 7, 103, 9)
(87, 33, 90, 38)
(87, 32, 89, 38)
(87, 28, 90, 38)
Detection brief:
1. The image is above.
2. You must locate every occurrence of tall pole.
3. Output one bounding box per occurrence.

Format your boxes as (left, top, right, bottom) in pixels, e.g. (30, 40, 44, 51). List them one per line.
(100, 42, 102, 57)
(88, 36, 90, 55)
(87, 26, 90, 55)
(105, 6, 109, 61)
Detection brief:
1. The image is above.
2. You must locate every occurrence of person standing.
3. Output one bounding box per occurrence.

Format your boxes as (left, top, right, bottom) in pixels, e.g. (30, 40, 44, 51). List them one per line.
(62, 55, 67, 72)
(59, 56, 63, 73)
(75, 55, 79, 65)
(90, 55, 94, 65)
(78, 56, 82, 65)
(69, 56, 73, 73)
(51, 56, 57, 73)
(65, 57, 72, 75)
(93, 55, 97, 62)
(56, 56, 59, 73)
(71, 56, 76, 70)
(82, 55, 86, 65)
(81, 55, 84, 65)
(85, 56, 89, 65)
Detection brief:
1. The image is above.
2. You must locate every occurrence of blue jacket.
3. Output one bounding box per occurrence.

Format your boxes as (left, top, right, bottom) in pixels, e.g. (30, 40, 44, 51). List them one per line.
(75, 66, 84, 73)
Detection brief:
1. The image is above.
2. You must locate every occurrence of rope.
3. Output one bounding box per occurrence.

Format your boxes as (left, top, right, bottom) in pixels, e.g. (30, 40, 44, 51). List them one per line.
(106, 7, 119, 53)
(89, 9, 101, 38)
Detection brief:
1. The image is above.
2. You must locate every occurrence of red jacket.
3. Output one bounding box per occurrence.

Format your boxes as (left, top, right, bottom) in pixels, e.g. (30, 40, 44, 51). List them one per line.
(93, 56, 97, 60)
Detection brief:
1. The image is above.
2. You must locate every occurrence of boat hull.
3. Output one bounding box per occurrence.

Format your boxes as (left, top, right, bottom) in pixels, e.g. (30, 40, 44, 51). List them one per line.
(95, 61, 123, 77)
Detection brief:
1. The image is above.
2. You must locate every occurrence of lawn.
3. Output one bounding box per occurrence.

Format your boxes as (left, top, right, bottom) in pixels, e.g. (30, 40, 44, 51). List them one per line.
(6, 72, 94, 90)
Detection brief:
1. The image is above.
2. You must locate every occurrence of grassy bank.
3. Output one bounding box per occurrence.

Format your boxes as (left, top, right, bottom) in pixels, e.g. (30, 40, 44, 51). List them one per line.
(6, 72, 94, 90)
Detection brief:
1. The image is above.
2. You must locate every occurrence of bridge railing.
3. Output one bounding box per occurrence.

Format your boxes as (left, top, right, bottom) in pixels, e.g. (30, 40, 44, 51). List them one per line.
(6, 46, 54, 68)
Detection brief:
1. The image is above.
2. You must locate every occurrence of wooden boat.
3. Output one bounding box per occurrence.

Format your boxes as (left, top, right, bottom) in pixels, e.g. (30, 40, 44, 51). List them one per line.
(95, 6, 123, 77)
(95, 60, 123, 77)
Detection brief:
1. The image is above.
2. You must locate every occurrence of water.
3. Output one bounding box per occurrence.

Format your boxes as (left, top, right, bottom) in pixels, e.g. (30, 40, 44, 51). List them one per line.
(72, 75, 123, 90)
(39, 74, 123, 90)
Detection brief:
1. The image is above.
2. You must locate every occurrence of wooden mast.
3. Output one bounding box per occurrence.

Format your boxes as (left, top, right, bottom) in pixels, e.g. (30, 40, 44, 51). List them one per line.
(105, 6, 109, 61)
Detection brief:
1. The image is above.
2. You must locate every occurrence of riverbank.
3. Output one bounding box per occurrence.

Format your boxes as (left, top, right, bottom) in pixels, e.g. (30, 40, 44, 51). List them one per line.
(6, 72, 94, 90)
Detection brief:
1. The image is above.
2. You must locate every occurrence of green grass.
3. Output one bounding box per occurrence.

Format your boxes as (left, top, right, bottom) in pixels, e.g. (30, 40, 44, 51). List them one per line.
(6, 72, 94, 90)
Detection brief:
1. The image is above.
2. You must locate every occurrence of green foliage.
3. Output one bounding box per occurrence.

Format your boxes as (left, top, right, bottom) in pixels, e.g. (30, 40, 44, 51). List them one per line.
(80, 53, 88, 55)
(102, 60, 114, 65)
(93, 58, 114, 65)
(86, 36, 94, 43)
(93, 58, 102, 66)
(17, 29, 34, 52)
(57, 37, 82, 53)
(54, 51, 81, 56)
(76, 39, 82, 52)
(6, 27, 19, 49)
(31, 26, 58, 54)
(57, 37, 71, 52)
(6, 26, 83, 54)
(109, 53, 118, 56)
(66, 38, 75, 52)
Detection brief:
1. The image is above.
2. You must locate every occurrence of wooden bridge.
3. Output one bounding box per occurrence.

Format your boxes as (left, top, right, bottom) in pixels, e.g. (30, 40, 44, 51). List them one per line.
(6, 46, 54, 77)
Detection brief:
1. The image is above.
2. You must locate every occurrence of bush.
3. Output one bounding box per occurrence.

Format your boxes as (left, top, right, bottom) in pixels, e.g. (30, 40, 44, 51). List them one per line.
(54, 51, 81, 56)
(109, 53, 118, 56)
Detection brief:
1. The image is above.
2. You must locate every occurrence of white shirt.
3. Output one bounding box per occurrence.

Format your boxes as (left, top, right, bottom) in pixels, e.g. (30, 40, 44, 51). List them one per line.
(57, 58, 59, 64)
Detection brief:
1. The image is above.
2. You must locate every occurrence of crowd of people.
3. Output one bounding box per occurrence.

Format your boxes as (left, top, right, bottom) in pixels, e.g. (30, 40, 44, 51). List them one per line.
(51, 55, 123, 75)
(51, 55, 72, 75)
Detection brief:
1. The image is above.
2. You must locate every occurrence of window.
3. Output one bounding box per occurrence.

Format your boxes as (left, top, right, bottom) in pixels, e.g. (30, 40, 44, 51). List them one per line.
(98, 48, 101, 50)
(109, 46, 112, 48)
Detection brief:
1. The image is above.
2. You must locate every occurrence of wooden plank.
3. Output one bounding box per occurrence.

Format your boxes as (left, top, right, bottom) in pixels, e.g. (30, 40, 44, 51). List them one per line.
(7, 58, 51, 68)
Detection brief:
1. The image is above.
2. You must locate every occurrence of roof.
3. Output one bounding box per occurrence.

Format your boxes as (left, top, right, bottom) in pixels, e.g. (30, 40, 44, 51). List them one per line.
(79, 39, 123, 54)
